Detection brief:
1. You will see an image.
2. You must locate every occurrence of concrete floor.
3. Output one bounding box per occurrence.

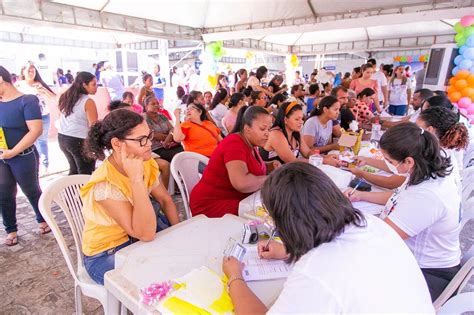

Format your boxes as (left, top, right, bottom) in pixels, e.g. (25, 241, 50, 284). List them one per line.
(0, 140, 473, 314)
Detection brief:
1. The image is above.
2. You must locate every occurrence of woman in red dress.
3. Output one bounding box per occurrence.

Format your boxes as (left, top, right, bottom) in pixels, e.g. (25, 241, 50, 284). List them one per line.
(190, 106, 280, 217)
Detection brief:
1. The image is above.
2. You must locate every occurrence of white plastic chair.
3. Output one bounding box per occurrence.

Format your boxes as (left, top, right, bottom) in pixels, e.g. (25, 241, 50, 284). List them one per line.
(437, 292, 474, 314)
(38, 175, 120, 314)
(170, 152, 209, 219)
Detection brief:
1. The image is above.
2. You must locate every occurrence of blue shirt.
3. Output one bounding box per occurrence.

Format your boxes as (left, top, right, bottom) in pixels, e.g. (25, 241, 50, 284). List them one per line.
(153, 74, 166, 100)
(0, 95, 41, 149)
(306, 97, 316, 114)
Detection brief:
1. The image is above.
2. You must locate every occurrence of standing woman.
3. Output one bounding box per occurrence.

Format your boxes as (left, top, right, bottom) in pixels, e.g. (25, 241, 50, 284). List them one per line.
(16, 61, 56, 173)
(234, 69, 248, 93)
(137, 73, 154, 107)
(388, 65, 412, 116)
(0, 66, 50, 246)
(58, 72, 98, 175)
(349, 64, 380, 112)
(222, 93, 246, 133)
(209, 88, 229, 133)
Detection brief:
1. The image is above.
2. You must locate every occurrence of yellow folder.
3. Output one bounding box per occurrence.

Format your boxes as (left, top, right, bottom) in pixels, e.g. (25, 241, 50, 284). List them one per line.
(0, 127, 8, 150)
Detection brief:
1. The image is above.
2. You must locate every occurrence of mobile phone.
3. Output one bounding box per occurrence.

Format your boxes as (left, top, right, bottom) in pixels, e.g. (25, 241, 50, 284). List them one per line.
(349, 178, 372, 191)
(224, 238, 247, 261)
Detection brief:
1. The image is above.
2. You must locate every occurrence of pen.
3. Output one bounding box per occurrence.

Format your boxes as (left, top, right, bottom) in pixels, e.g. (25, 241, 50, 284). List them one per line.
(264, 229, 276, 251)
(349, 179, 363, 196)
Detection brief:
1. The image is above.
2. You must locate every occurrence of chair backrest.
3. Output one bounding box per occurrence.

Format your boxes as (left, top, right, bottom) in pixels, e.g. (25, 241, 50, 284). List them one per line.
(38, 175, 90, 283)
(437, 292, 474, 314)
(170, 152, 209, 219)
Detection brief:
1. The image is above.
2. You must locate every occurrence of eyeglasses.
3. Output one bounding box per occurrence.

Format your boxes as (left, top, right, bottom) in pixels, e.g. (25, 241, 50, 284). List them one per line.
(123, 131, 154, 147)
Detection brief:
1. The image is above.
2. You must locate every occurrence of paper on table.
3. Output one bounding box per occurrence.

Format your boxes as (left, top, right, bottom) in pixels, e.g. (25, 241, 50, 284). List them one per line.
(242, 247, 291, 281)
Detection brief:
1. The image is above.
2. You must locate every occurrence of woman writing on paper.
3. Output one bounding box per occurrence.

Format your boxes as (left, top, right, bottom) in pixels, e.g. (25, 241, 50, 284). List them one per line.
(222, 162, 433, 313)
(345, 122, 461, 301)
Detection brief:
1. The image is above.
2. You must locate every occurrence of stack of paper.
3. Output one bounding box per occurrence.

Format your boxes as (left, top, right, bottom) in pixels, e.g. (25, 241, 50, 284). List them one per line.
(242, 247, 292, 281)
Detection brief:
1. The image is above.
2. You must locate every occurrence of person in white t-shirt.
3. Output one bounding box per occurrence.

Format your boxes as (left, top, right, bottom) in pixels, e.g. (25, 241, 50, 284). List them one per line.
(208, 88, 229, 133)
(388, 65, 412, 116)
(409, 88, 434, 123)
(247, 66, 274, 98)
(222, 162, 434, 314)
(367, 58, 388, 109)
(345, 122, 461, 301)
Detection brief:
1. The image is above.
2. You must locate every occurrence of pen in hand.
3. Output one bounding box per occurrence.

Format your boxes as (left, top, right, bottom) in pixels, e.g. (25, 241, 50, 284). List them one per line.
(263, 229, 276, 251)
(349, 179, 363, 196)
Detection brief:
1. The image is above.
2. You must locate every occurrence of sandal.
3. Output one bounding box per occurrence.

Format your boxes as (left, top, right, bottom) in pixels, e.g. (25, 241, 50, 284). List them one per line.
(4, 235, 18, 246)
(39, 225, 51, 235)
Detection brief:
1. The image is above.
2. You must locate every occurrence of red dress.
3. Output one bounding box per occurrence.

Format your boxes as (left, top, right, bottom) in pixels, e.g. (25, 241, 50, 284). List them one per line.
(190, 133, 267, 218)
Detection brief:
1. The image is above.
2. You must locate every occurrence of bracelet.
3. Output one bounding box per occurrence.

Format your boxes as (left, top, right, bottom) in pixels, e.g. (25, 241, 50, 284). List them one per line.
(227, 275, 245, 290)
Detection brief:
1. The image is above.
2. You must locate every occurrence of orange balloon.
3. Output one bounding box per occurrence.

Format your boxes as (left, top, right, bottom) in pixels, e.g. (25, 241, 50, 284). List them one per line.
(462, 87, 474, 99)
(449, 77, 458, 86)
(449, 91, 462, 102)
(455, 70, 471, 80)
(455, 79, 468, 91)
(447, 86, 457, 95)
(467, 74, 474, 87)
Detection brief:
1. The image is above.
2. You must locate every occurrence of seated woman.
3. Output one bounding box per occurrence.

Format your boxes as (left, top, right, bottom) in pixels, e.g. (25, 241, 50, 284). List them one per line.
(222, 162, 433, 314)
(190, 106, 280, 218)
(352, 88, 375, 125)
(81, 109, 180, 285)
(172, 102, 222, 158)
(350, 155, 406, 190)
(143, 96, 183, 163)
(302, 96, 341, 153)
(208, 88, 229, 133)
(345, 122, 461, 301)
(222, 92, 245, 133)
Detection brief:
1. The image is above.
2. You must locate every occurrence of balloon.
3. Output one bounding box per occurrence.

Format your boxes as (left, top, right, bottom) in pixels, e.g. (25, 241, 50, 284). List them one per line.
(454, 55, 463, 65)
(460, 46, 467, 55)
(467, 104, 474, 115)
(460, 15, 474, 27)
(467, 74, 474, 87)
(458, 97, 472, 108)
(447, 86, 457, 95)
(206, 41, 225, 61)
(419, 55, 425, 62)
(290, 54, 299, 68)
(455, 79, 468, 90)
(454, 22, 464, 33)
(456, 69, 471, 80)
(467, 35, 474, 48)
(207, 74, 218, 88)
(459, 108, 468, 116)
(413, 56, 419, 62)
(450, 91, 462, 102)
(452, 66, 460, 76)
(462, 87, 474, 99)
(449, 77, 458, 86)
(465, 26, 474, 36)
(460, 59, 473, 70)
(455, 33, 466, 46)
(463, 47, 474, 60)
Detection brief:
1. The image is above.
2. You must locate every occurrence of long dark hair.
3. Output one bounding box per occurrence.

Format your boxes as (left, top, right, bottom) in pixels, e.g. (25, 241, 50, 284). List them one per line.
(231, 105, 269, 134)
(58, 72, 95, 117)
(26, 63, 55, 94)
(234, 68, 247, 84)
(255, 66, 268, 80)
(228, 93, 244, 109)
(309, 95, 338, 117)
(250, 90, 263, 106)
(261, 162, 366, 263)
(419, 107, 469, 151)
(0, 66, 13, 84)
(187, 90, 203, 105)
(84, 109, 144, 160)
(210, 88, 228, 110)
(379, 122, 452, 186)
(273, 102, 303, 144)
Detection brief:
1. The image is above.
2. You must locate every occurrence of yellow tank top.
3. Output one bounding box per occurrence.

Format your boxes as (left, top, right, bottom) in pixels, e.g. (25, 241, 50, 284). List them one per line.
(81, 158, 159, 256)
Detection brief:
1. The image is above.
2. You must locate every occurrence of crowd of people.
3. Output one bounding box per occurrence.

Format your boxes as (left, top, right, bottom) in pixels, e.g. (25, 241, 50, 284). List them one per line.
(0, 54, 472, 312)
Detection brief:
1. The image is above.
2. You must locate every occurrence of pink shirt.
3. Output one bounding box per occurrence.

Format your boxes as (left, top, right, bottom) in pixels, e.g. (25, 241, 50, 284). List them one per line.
(222, 110, 237, 133)
(349, 79, 378, 96)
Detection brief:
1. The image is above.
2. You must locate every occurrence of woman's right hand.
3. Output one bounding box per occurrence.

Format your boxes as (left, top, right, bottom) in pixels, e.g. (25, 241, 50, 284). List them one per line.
(354, 156, 367, 167)
(173, 108, 181, 121)
(257, 240, 288, 260)
(343, 188, 363, 202)
(120, 143, 144, 183)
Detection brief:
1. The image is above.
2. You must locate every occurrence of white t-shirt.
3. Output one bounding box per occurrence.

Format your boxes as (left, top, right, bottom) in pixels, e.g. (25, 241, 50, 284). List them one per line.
(16, 81, 50, 116)
(302, 116, 333, 147)
(372, 70, 387, 103)
(209, 103, 228, 131)
(409, 108, 421, 123)
(268, 215, 434, 314)
(247, 76, 260, 90)
(387, 175, 461, 269)
(389, 78, 412, 105)
(36, 59, 56, 86)
(100, 71, 125, 100)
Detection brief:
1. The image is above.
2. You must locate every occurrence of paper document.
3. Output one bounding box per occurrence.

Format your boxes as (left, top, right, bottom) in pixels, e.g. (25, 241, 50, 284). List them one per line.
(242, 247, 291, 281)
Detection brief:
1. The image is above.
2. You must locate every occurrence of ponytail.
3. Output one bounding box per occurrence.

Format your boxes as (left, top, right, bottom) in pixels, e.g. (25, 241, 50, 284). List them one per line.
(309, 95, 338, 117)
(231, 105, 269, 134)
(84, 109, 144, 160)
(210, 88, 228, 110)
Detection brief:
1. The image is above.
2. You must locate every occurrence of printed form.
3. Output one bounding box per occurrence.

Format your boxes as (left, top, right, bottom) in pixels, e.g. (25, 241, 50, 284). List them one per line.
(242, 247, 292, 281)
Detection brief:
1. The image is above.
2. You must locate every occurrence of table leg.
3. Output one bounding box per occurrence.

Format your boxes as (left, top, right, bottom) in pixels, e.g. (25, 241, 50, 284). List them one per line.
(106, 290, 120, 315)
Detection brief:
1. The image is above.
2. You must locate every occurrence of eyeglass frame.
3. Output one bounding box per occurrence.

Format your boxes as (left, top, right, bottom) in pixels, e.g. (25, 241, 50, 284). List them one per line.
(122, 131, 154, 147)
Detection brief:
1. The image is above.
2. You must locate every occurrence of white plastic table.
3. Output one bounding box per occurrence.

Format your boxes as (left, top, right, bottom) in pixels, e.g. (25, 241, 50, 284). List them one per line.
(104, 214, 285, 315)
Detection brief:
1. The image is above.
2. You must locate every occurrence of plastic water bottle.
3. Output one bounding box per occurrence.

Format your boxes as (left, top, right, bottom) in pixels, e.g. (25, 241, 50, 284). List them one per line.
(371, 120, 381, 142)
(309, 150, 324, 167)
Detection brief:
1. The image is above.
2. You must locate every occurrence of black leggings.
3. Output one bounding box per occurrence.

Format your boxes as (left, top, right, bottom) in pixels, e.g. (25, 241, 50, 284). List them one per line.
(0, 147, 44, 233)
(153, 145, 184, 163)
(58, 133, 95, 175)
(422, 265, 461, 301)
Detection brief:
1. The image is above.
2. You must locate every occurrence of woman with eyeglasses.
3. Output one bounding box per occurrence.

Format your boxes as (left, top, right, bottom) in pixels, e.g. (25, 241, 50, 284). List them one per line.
(173, 102, 222, 157)
(345, 122, 461, 301)
(81, 109, 180, 285)
(190, 106, 280, 218)
(222, 162, 433, 313)
(58, 71, 98, 175)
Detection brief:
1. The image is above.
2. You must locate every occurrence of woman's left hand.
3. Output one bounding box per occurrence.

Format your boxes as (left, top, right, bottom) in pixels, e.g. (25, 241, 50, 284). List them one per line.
(268, 160, 281, 172)
(222, 256, 244, 278)
(0, 149, 15, 160)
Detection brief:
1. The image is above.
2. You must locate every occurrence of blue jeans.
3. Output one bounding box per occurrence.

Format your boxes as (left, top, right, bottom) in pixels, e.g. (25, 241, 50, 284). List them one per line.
(35, 114, 50, 168)
(84, 198, 171, 285)
(0, 147, 44, 233)
(388, 105, 407, 116)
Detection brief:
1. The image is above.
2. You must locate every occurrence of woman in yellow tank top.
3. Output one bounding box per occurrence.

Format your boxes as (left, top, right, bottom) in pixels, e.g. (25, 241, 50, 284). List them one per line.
(81, 109, 180, 285)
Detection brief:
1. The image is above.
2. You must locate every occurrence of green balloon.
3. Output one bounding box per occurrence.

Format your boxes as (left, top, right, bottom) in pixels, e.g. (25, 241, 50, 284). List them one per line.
(455, 33, 465, 43)
(464, 26, 474, 37)
(400, 56, 407, 62)
(454, 22, 464, 33)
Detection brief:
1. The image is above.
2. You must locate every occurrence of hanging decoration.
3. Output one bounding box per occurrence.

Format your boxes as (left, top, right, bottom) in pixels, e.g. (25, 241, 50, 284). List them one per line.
(245, 51, 256, 68)
(392, 54, 429, 63)
(447, 15, 474, 124)
(290, 54, 299, 68)
(199, 41, 227, 89)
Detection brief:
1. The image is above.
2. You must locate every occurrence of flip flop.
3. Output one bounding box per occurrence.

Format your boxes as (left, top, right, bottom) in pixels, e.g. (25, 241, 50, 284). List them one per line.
(39, 225, 52, 235)
(4, 236, 18, 246)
